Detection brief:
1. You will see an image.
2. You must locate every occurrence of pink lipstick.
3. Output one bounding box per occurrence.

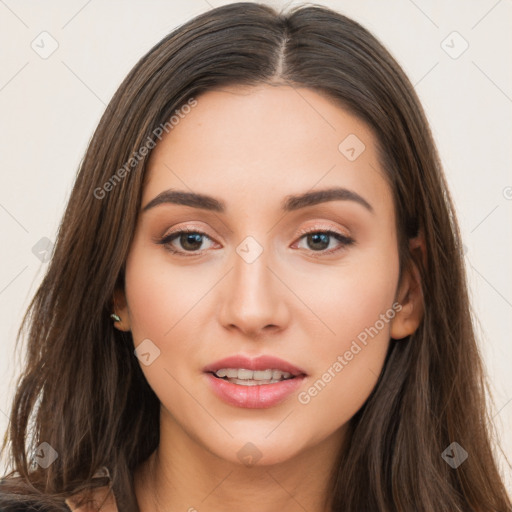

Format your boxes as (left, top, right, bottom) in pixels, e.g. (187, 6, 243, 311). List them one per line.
(203, 354, 307, 409)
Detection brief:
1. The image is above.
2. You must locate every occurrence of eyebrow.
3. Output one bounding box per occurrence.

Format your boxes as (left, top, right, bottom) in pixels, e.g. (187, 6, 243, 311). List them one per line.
(142, 186, 374, 214)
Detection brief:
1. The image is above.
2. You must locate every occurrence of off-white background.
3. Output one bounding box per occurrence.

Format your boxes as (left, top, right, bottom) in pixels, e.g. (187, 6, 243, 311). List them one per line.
(1, 0, 511, 493)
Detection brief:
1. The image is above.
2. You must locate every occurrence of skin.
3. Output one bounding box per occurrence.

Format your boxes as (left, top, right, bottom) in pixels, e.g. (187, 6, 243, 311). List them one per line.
(68, 84, 423, 512)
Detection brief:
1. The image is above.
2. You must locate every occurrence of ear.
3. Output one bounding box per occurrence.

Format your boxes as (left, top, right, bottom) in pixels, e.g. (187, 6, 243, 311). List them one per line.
(390, 235, 425, 340)
(111, 286, 131, 332)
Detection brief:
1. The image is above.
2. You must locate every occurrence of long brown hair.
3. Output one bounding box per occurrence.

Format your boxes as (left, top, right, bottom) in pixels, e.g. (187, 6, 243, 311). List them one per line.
(1, 3, 510, 511)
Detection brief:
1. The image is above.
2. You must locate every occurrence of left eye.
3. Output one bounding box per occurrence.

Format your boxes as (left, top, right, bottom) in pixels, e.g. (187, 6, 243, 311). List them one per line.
(295, 229, 354, 254)
(157, 228, 353, 256)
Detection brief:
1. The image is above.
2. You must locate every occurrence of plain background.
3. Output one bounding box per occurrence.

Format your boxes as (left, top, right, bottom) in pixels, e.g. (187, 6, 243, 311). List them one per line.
(0, 0, 511, 492)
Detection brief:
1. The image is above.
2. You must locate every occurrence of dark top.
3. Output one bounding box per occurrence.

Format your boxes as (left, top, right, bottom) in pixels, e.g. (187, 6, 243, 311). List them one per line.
(0, 504, 72, 511)
(0, 505, 54, 511)
(0, 507, 42, 512)
(0, 507, 45, 511)
(0, 496, 70, 511)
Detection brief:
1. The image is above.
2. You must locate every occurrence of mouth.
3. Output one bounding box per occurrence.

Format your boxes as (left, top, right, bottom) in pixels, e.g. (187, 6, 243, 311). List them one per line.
(202, 354, 307, 408)
(203, 354, 307, 381)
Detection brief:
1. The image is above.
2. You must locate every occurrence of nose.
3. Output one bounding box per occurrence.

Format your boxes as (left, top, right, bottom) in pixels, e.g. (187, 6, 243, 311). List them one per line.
(217, 240, 290, 338)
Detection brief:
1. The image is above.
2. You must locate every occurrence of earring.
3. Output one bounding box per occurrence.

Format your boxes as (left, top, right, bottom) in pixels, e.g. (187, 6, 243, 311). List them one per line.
(110, 313, 121, 322)
(92, 466, 111, 481)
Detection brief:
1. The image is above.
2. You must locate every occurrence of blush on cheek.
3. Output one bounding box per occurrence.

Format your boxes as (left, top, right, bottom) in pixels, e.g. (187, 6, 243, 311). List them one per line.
(304, 272, 396, 348)
(125, 258, 199, 342)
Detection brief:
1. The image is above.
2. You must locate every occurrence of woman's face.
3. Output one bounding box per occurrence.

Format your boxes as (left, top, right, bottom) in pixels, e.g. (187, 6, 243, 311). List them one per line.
(117, 84, 410, 466)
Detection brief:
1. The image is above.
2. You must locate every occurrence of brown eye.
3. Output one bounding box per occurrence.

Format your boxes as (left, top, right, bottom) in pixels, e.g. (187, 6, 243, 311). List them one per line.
(295, 229, 354, 255)
(176, 232, 204, 251)
(304, 232, 330, 251)
(157, 229, 216, 256)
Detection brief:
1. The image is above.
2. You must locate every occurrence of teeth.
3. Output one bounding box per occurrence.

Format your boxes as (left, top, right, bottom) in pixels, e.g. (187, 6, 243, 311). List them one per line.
(228, 378, 284, 386)
(253, 369, 273, 380)
(273, 369, 291, 380)
(238, 368, 254, 380)
(214, 368, 294, 381)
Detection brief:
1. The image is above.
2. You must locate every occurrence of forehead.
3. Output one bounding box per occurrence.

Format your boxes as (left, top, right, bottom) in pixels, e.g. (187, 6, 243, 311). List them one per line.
(143, 84, 391, 216)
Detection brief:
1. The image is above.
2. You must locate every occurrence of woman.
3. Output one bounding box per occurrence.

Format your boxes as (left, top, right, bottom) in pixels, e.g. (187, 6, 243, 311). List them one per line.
(1, 2, 510, 511)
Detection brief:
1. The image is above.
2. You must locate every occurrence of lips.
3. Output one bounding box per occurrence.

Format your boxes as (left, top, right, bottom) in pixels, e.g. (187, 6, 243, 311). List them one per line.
(203, 354, 308, 408)
(202, 354, 307, 377)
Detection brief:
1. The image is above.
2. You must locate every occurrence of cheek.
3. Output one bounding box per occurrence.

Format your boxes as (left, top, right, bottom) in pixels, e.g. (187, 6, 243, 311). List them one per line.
(124, 243, 213, 341)
(123, 245, 224, 395)
(123, 247, 208, 420)
(293, 247, 400, 433)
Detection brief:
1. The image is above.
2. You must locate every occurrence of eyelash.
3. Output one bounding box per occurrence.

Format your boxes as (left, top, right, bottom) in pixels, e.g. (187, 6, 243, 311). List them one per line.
(156, 226, 354, 258)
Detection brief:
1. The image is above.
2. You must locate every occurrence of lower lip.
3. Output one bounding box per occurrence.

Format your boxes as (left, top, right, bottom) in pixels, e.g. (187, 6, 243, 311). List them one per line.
(204, 373, 306, 409)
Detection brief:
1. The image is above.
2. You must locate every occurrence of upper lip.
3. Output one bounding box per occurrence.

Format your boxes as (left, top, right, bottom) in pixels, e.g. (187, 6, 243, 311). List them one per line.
(203, 354, 307, 377)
